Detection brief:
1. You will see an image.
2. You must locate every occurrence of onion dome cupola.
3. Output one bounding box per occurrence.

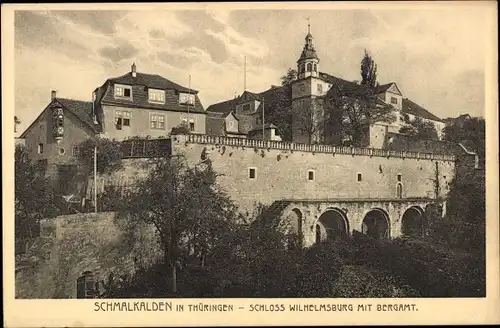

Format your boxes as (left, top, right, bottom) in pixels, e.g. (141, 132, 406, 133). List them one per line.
(297, 21, 320, 79)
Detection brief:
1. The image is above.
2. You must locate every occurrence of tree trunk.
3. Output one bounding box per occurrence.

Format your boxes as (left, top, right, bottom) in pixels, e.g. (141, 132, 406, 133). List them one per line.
(171, 263, 177, 293)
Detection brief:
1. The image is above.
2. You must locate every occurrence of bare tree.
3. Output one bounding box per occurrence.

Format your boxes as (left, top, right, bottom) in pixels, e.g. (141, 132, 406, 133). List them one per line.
(293, 98, 325, 144)
(324, 87, 395, 147)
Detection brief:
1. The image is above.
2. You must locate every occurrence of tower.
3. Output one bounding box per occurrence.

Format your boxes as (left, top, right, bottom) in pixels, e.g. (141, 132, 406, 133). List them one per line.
(297, 21, 319, 79)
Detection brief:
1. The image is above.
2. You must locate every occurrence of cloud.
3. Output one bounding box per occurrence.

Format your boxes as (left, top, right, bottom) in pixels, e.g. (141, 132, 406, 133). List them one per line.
(98, 42, 139, 62)
(53, 10, 128, 35)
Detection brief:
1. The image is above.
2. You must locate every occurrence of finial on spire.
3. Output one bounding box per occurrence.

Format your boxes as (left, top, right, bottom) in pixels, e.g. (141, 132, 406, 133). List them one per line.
(306, 17, 310, 34)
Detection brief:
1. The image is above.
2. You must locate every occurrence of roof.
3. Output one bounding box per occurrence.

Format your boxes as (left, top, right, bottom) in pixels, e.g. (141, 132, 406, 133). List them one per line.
(249, 123, 278, 132)
(98, 72, 206, 114)
(374, 83, 393, 93)
(20, 97, 100, 138)
(319, 72, 373, 97)
(108, 72, 198, 94)
(56, 98, 101, 132)
(402, 98, 443, 122)
(206, 98, 238, 114)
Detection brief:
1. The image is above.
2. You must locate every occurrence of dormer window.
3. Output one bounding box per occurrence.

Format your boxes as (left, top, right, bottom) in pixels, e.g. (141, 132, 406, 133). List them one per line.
(115, 84, 132, 99)
(179, 93, 195, 106)
(242, 103, 251, 112)
(148, 89, 165, 104)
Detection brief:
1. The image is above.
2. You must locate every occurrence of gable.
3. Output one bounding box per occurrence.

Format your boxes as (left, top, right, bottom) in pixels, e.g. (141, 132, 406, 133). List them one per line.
(386, 83, 402, 96)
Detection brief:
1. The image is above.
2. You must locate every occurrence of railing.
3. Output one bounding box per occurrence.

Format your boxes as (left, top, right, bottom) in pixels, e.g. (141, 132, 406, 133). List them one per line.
(121, 139, 171, 158)
(184, 134, 456, 161)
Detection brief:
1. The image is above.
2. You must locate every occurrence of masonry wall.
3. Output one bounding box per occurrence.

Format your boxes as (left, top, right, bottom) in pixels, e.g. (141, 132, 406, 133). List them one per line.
(93, 135, 455, 218)
(15, 212, 161, 299)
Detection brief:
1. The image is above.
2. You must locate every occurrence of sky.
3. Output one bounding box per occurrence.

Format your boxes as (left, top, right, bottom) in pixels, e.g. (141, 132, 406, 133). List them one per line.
(13, 4, 492, 135)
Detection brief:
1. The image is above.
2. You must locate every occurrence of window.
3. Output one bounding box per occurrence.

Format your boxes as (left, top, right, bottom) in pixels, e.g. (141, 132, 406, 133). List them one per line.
(313, 63, 317, 72)
(114, 84, 132, 98)
(317, 84, 323, 93)
(391, 97, 398, 105)
(115, 110, 131, 129)
(299, 83, 305, 92)
(308, 170, 315, 181)
(242, 103, 251, 112)
(38, 143, 44, 154)
(357, 173, 362, 182)
(307, 63, 312, 72)
(179, 93, 195, 106)
(397, 173, 402, 182)
(189, 122, 195, 132)
(148, 89, 165, 103)
(248, 167, 256, 179)
(150, 113, 165, 130)
(72, 146, 79, 157)
(59, 148, 65, 155)
(397, 183, 403, 199)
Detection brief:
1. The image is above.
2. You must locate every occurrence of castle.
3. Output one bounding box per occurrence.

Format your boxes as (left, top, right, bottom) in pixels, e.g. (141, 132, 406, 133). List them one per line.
(17, 27, 478, 244)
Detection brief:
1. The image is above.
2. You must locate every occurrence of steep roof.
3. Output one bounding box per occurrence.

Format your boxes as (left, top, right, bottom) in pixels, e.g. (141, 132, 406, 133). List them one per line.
(319, 72, 373, 97)
(108, 72, 198, 94)
(206, 98, 238, 114)
(402, 98, 443, 122)
(206, 115, 225, 136)
(20, 98, 100, 138)
(374, 83, 393, 93)
(56, 98, 100, 132)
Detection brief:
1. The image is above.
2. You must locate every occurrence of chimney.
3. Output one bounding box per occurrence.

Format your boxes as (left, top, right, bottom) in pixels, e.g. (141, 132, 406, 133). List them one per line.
(131, 62, 137, 77)
(51, 90, 56, 101)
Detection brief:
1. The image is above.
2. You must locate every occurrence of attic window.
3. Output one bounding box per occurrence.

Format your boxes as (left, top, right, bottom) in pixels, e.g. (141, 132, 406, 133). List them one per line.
(179, 93, 195, 106)
(115, 84, 132, 99)
(391, 97, 398, 105)
(242, 103, 251, 112)
(148, 89, 165, 103)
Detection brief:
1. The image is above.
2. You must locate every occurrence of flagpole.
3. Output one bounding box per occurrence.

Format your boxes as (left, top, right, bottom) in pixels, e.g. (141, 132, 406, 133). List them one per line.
(188, 74, 191, 131)
(262, 97, 265, 141)
(94, 144, 97, 214)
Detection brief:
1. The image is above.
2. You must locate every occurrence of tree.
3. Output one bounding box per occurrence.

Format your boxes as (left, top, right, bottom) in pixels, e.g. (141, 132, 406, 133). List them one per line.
(14, 116, 21, 133)
(324, 87, 395, 147)
(76, 137, 123, 175)
(360, 50, 378, 88)
(15, 145, 57, 251)
(281, 68, 297, 86)
(293, 98, 325, 144)
(399, 114, 439, 140)
(118, 154, 239, 294)
(443, 116, 485, 165)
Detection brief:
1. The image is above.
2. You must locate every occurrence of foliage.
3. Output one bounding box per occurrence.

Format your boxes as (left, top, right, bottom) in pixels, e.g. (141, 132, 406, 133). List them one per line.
(170, 124, 191, 135)
(76, 137, 123, 175)
(443, 116, 485, 166)
(325, 88, 395, 147)
(399, 114, 439, 140)
(15, 115, 21, 133)
(117, 155, 239, 293)
(15, 145, 58, 248)
(360, 49, 378, 88)
(281, 68, 297, 86)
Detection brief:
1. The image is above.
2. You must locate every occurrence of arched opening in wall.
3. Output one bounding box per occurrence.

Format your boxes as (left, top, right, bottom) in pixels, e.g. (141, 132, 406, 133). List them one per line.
(287, 208, 303, 247)
(401, 207, 424, 238)
(396, 183, 403, 199)
(361, 209, 390, 240)
(76, 271, 95, 299)
(299, 64, 305, 74)
(307, 63, 312, 72)
(315, 209, 349, 243)
(313, 63, 317, 72)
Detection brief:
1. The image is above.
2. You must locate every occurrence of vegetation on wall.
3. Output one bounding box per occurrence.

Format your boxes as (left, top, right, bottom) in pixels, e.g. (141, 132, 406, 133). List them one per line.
(76, 137, 124, 175)
(399, 114, 439, 140)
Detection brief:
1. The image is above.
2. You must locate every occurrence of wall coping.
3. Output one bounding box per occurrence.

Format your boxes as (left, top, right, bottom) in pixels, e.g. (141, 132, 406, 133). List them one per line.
(280, 197, 436, 203)
(176, 134, 456, 162)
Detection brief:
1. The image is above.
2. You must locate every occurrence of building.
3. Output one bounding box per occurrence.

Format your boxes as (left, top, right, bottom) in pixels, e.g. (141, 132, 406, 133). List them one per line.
(93, 63, 206, 140)
(19, 64, 207, 196)
(206, 25, 446, 147)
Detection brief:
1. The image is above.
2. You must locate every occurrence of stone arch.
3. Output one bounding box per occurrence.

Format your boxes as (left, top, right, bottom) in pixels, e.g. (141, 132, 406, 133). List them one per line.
(361, 208, 390, 240)
(307, 63, 313, 72)
(315, 208, 349, 243)
(287, 208, 303, 247)
(401, 206, 424, 237)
